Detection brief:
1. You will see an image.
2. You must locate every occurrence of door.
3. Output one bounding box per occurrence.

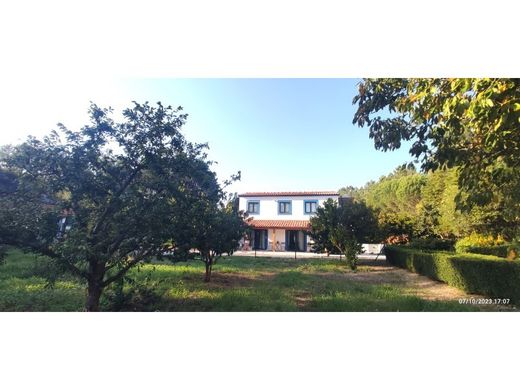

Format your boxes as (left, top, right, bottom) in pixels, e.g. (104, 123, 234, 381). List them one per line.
(285, 230, 300, 251)
(253, 229, 268, 250)
(285, 230, 307, 251)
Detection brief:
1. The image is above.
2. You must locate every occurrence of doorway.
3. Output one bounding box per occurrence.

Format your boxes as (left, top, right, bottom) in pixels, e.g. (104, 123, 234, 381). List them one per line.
(253, 229, 268, 250)
(285, 230, 306, 251)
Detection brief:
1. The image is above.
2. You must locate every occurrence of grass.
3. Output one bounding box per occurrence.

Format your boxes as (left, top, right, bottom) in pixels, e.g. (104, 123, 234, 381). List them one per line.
(0, 248, 482, 312)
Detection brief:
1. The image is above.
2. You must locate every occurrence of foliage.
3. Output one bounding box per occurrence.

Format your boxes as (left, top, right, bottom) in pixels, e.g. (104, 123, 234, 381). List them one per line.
(309, 198, 377, 270)
(384, 234, 410, 245)
(455, 233, 506, 252)
(460, 245, 510, 258)
(508, 241, 520, 260)
(103, 274, 162, 311)
(353, 78, 520, 240)
(168, 192, 248, 282)
(407, 237, 455, 251)
(0, 101, 229, 311)
(385, 246, 520, 304)
(455, 233, 510, 258)
(347, 163, 506, 241)
(357, 164, 425, 238)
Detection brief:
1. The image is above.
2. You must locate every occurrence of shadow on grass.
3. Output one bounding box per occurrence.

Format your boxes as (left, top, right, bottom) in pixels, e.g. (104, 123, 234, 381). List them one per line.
(122, 268, 477, 312)
(0, 249, 480, 312)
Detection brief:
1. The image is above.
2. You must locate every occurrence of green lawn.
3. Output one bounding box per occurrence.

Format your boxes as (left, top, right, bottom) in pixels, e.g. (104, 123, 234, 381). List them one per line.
(0, 248, 480, 311)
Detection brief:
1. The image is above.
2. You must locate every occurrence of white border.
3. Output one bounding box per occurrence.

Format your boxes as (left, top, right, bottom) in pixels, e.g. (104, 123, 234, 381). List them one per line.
(1, 313, 519, 390)
(1, 0, 519, 388)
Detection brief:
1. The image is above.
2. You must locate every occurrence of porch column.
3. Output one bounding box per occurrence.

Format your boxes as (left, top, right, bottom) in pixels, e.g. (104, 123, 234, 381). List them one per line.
(272, 229, 276, 251)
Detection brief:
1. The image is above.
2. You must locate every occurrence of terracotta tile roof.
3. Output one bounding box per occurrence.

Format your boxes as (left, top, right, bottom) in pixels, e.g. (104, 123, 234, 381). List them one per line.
(247, 219, 311, 230)
(239, 191, 339, 197)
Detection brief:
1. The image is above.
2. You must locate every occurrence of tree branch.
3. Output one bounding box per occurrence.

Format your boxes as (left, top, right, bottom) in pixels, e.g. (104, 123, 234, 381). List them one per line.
(61, 258, 90, 280)
(90, 166, 142, 236)
(101, 248, 152, 287)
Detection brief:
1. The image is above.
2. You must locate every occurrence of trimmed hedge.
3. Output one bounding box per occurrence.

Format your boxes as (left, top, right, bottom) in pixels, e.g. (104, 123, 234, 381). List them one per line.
(385, 246, 520, 304)
(459, 245, 509, 258)
(454, 233, 509, 258)
(407, 237, 455, 251)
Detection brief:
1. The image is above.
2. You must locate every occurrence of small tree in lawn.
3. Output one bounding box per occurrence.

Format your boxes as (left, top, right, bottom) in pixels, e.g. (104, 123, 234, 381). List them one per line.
(171, 193, 248, 282)
(306, 199, 340, 255)
(310, 198, 377, 270)
(0, 101, 224, 311)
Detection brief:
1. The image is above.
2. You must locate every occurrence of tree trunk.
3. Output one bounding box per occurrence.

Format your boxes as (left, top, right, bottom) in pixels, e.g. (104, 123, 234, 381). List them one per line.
(86, 280, 103, 312)
(86, 261, 106, 312)
(204, 261, 212, 282)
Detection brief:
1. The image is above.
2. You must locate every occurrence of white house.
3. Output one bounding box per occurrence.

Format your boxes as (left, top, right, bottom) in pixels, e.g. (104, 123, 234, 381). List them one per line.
(238, 191, 340, 252)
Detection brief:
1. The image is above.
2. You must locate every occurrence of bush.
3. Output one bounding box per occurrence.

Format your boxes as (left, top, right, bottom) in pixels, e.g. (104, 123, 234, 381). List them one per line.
(455, 233, 510, 258)
(385, 246, 520, 304)
(384, 234, 410, 245)
(460, 245, 510, 258)
(408, 237, 455, 251)
(507, 241, 520, 260)
(455, 233, 504, 252)
(103, 276, 162, 311)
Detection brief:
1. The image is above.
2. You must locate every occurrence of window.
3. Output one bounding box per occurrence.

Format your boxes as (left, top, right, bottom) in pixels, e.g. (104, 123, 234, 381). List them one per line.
(278, 200, 292, 214)
(304, 200, 318, 214)
(247, 201, 260, 214)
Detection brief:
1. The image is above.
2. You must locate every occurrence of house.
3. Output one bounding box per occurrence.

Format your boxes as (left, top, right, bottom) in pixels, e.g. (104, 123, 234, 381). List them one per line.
(238, 191, 340, 252)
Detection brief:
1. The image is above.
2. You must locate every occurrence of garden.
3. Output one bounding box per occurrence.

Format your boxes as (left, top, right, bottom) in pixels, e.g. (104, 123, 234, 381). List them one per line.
(1, 247, 517, 312)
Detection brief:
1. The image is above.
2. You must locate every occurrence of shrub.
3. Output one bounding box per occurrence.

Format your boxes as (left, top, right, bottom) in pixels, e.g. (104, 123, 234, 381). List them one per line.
(507, 240, 520, 260)
(408, 237, 455, 251)
(103, 276, 162, 311)
(385, 246, 520, 304)
(455, 233, 505, 252)
(460, 245, 510, 258)
(384, 234, 410, 245)
(455, 233, 510, 258)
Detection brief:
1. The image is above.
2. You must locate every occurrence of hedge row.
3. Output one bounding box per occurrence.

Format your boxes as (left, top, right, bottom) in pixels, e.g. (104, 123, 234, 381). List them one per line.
(459, 245, 510, 258)
(385, 246, 520, 304)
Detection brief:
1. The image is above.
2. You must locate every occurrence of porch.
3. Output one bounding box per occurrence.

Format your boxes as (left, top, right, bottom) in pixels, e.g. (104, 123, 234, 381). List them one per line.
(247, 228, 311, 252)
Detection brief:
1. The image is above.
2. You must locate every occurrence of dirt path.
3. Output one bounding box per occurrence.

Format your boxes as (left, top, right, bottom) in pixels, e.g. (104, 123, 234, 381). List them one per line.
(327, 260, 517, 311)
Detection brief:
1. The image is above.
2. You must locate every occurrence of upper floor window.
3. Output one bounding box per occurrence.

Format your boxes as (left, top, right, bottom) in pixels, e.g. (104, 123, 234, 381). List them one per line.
(304, 200, 318, 214)
(278, 200, 292, 214)
(247, 201, 260, 214)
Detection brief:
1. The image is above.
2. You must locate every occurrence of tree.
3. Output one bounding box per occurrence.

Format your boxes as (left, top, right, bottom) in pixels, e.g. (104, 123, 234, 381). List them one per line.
(352, 78, 520, 239)
(169, 193, 248, 282)
(357, 165, 426, 239)
(0, 102, 223, 311)
(309, 198, 377, 270)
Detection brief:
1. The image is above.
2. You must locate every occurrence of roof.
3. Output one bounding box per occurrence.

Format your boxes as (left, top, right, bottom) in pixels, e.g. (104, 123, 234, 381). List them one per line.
(239, 191, 339, 197)
(247, 219, 311, 230)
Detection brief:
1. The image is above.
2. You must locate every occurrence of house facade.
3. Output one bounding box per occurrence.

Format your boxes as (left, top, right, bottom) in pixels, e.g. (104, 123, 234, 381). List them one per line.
(238, 191, 340, 252)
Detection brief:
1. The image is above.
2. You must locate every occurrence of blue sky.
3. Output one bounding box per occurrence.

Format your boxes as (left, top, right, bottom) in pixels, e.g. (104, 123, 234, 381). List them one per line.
(1, 78, 413, 194)
(117, 79, 413, 194)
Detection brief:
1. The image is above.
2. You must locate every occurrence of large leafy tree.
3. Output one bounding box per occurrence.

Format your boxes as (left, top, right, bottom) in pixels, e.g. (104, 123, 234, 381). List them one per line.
(361, 164, 426, 238)
(345, 163, 510, 241)
(0, 102, 223, 311)
(353, 78, 520, 239)
(309, 198, 377, 270)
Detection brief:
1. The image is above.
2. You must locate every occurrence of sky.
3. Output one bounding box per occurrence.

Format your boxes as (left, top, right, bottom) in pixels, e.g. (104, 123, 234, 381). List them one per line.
(0, 78, 413, 194)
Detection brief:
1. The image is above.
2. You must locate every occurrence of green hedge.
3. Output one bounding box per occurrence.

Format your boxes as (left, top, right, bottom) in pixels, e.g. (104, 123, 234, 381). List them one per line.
(385, 246, 520, 304)
(407, 237, 455, 251)
(459, 245, 509, 258)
